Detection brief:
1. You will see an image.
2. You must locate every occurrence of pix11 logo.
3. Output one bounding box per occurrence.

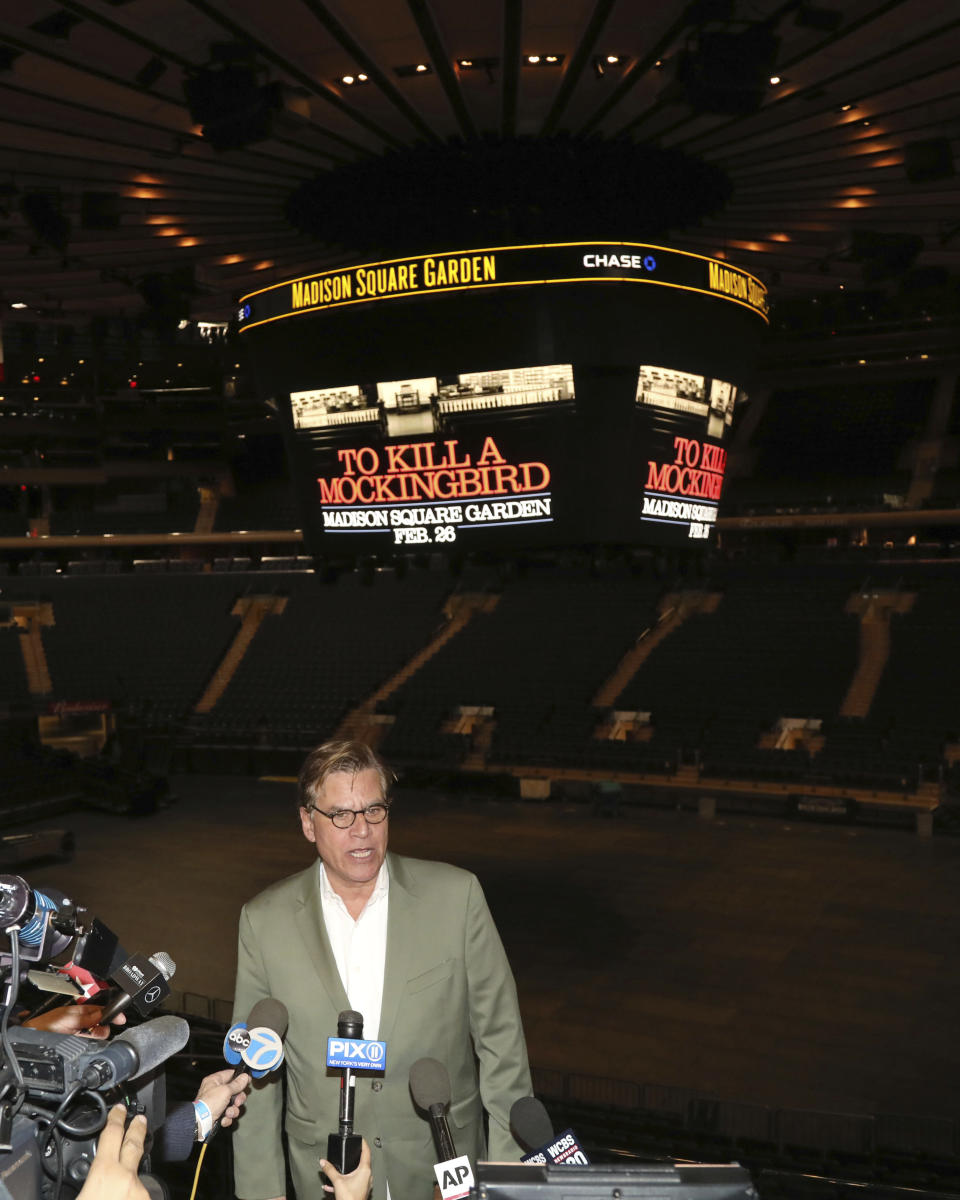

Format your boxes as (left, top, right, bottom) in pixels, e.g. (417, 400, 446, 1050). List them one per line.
(325, 1037, 387, 1071)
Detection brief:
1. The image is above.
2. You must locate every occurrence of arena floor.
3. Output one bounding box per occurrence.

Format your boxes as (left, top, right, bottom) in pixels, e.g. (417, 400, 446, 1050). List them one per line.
(21, 775, 960, 1122)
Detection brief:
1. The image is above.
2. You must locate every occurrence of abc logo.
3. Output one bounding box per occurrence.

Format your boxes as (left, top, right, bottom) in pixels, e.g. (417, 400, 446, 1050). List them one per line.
(228, 1028, 252, 1052)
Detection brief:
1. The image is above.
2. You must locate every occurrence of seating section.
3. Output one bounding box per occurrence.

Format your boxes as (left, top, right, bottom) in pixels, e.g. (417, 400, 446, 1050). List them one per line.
(0, 576, 242, 720)
(200, 570, 451, 742)
(379, 567, 662, 766)
(0, 561, 958, 793)
(0, 629, 30, 703)
(726, 377, 934, 513)
(214, 482, 300, 532)
(49, 502, 199, 536)
(615, 569, 860, 780)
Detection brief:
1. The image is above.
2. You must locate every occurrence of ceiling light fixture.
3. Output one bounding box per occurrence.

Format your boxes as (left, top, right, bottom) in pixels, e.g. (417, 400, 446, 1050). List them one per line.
(524, 53, 564, 67)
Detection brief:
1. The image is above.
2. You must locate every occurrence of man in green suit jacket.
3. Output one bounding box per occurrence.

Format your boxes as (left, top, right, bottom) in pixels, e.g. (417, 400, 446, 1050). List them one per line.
(232, 740, 532, 1200)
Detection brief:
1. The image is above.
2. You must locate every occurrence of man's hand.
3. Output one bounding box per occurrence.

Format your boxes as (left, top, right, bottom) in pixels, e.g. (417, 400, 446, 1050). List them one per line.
(319, 1139, 372, 1200)
(24, 1004, 127, 1041)
(194, 1067, 252, 1128)
(77, 1105, 149, 1200)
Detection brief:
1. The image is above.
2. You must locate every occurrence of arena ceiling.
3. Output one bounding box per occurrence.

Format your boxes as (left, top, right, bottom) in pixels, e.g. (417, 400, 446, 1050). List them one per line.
(0, 0, 957, 323)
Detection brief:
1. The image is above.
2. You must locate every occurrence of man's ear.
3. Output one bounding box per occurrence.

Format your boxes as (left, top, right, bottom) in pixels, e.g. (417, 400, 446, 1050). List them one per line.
(299, 806, 317, 844)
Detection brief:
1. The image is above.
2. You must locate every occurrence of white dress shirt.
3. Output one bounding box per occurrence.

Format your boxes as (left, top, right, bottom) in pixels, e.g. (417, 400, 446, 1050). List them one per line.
(318, 860, 389, 1039)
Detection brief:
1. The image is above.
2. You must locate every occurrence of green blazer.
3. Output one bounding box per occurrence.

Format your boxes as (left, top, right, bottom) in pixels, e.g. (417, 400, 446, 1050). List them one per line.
(232, 852, 532, 1200)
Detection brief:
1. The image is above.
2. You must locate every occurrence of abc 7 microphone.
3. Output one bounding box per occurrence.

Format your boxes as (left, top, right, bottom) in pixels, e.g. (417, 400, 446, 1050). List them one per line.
(214, 999, 288, 1142)
(323, 1011, 387, 1181)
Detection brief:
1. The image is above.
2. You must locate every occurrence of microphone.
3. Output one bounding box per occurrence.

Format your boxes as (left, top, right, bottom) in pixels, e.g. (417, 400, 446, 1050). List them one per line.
(98, 951, 176, 1023)
(409, 1057, 456, 1160)
(223, 997, 289, 1079)
(206, 997, 288, 1142)
(410, 1059, 475, 1200)
(511, 1096, 554, 1153)
(79, 1014, 190, 1089)
(325, 1010, 364, 1177)
(510, 1096, 590, 1166)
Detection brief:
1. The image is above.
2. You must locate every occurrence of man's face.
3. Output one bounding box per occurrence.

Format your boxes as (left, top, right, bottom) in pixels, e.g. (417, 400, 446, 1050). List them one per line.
(299, 767, 389, 898)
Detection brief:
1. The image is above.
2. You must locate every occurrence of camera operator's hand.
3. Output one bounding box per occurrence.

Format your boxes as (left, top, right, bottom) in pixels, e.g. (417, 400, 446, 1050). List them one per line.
(77, 1105, 149, 1200)
(24, 1003, 127, 1041)
(319, 1139, 372, 1200)
(194, 1067, 251, 1128)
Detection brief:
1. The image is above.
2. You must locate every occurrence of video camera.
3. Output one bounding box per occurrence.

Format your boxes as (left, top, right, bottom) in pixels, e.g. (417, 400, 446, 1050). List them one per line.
(0, 875, 187, 1200)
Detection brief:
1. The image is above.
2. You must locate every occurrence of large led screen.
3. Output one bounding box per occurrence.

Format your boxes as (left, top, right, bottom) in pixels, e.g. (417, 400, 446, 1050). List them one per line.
(285, 362, 743, 553)
(635, 365, 744, 542)
(292, 365, 575, 551)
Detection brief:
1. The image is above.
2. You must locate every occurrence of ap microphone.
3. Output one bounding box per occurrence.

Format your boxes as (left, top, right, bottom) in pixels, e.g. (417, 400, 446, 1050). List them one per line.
(409, 1057, 456, 1161)
(79, 1014, 190, 1089)
(411, 1059, 476, 1200)
(325, 1010, 364, 1178)
(98, 951, 176, 1023)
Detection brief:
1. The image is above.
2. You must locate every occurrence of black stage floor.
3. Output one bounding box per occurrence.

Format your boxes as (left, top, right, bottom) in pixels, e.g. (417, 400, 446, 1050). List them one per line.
(21, 775, 960, 1121)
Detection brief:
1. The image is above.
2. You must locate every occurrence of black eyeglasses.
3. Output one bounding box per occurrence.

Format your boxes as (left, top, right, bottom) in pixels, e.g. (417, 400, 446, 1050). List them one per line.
(303, 801, 391, 829)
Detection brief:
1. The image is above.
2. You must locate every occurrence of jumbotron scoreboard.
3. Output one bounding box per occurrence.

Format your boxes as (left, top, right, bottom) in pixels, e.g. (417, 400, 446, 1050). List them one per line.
(238, 240, 767, 554)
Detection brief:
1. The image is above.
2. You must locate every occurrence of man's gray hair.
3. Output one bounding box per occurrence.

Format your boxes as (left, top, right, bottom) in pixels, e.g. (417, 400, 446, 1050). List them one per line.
(297, 739, 395, 810)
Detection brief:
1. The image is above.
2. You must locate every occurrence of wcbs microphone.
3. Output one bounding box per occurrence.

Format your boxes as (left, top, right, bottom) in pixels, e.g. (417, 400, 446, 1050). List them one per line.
(324, 1010, 386, 1179)
(409, 1058, 474, 1200)
(510, 1096, 590, 1166)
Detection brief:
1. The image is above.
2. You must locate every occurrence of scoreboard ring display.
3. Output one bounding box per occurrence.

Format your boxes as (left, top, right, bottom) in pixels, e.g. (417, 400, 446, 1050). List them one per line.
(238, 240, 768, 554)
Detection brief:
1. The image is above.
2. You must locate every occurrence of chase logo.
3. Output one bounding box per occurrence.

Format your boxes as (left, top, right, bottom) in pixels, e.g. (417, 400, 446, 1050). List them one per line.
(238, 303, 251, 322)
(326, 1037, 387, 1071)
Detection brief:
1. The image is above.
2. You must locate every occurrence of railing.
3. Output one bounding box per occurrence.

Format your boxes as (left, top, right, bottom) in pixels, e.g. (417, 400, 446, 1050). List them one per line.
(167, 990, 960, 1161)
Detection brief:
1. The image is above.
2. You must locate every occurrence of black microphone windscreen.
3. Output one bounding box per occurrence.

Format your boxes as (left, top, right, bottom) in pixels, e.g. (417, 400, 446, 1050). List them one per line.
(510, 1096, 555, 1150)
(409, 1057, 452, 1111)
(247, 997, 289, 1037)
(337, 1009, 363, 1038)
(113, 1014, 190, 1079)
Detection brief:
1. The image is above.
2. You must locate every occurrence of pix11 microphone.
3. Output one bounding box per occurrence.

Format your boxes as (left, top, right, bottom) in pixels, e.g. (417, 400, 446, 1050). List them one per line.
(325, 1010, 364, 1177)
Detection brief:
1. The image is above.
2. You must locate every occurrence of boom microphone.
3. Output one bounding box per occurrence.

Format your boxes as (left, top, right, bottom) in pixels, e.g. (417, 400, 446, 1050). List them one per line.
(79, 1014, 190, 1089)
(98, 951, 176, 1023)
(409, 1057, 456, 1161)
